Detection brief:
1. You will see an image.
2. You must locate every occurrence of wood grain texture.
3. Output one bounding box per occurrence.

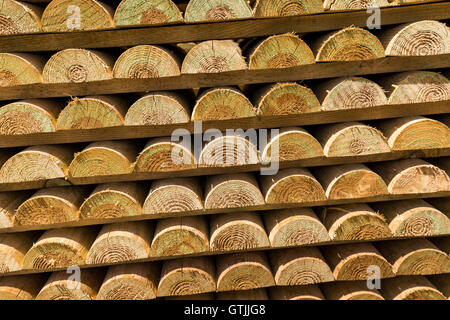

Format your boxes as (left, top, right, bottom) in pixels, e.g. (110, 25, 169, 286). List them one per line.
(380, 275, 446, 300)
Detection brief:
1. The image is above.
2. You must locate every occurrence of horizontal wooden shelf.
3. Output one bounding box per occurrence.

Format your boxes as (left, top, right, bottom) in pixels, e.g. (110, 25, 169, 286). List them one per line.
(0, 101, 448, 148)
(0, 2, 448, 52)
(0, 149, 448, 192)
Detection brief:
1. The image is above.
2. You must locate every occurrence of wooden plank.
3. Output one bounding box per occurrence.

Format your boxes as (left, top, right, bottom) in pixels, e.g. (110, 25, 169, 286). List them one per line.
(0, 2, 448, 52)
(0, 55, 449, 101)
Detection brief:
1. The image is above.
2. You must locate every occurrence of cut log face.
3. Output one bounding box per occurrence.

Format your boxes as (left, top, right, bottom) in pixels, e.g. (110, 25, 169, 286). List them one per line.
(270, 247, 334, 286)
(114, 0, 183, 26)
(166, 292, 215, 300)
(313, 122, 390, 157)
(191, 87, 255, 121)
(249, 33, 315, 70)
(69, 141, 137, 178)
(0, 53, 43, 86)
(181, 40, 247, 74)
(134, 137, 196, 172)
(253, 0, 324, 17)
(323, 0, 391, 10)
(86, 221, 153, 264)
(125, 92, 191, 126)
(269, 284, 325, 300)
(80, 182, 144, 219)
(314, 164, 389, 200)
(428, 274, 450, 299)
(263, 208, 330, 247)
(36, 269, 104, 300)
(204, 173, 265, 210)
(0, 192, 29, 228)
(97, 263, 160, 300)
(43, 49, 114, 83)
(0, 100, 59, 135)
(317, 77, 388, 111)
(184, 0, 252, 22)
(0, 0, 42, 35)
(261, 127, 324, 163)
(199, 134, 260, 167)
(57, 96, 127, 130)
(15, 187, 87, 226)
(376, 239, 450, 276)
(216, 252, 275, 292)
(22, 227, 97, 270)
(381, 276, 446, 300)
(384, 71, 450, 104)
(261, 168, 327, 204)
(143, 178, 203, 214)
(157, 257, 216, 297)
(320, 203, 392, 241)
(322, 243, 394, 280)
(371, 159, 450, 194)
(0, 145, 74, 183)
(382, 20, 450, 56)
(371, 199, 450, 237)
(42, 0, 114, 32)
(314, 27, 385, 62)
(321, 280, 384, 300)
(377, 116, 450, 151)
(218, 288, 268, 300)
(113, 45, 181, 79)
(0, 274, 48, 300)
(150, 216, 209, 257)
(210, 211, 269, 252)
(256, 82, 321, 116)
(0, 233, 36, 273)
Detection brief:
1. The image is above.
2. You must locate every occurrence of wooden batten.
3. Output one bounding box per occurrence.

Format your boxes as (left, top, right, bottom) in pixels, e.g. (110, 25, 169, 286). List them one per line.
(113, 45, 181, 79)
(311, 27, 385, 62)
(319, 203, 392, 241)
(380, 20, 449, 56)
(69, 141, 137, 178)
(114, 0, 183, 26)
(323, 0, 390, 11)
(0, 0, 42, 35)
(253, 0, 324, 17)
(86, 221, 153, 264)
(43, 49, 114, 83)
(428, 274, 450, 299)
(15, 186, 88, 226)
(314, 164, 389, 200)
(0, 145, 75, 183)
(80, 182, 145, 219)
(191, 87, 255, 121)
(36, 268, 105, 300)
(216, 251, 275, 292)
(150, 216, 209, 257)
(248, 33, 315, 70)
(261, 127, 324, 163)
(315, 77, 387, 111)
(0, 192, 30, 228)
(134, 137, 196, 172)
(125, 92, 191, 126)
(263, 208, 329, 247)
(269, 285, 325, 300)
(56, 96, 127, 130)
(41, 0, 114, 32)
(380, 276, 446, 300)
(0, 232, 37, 273)
(97, 263, 160, 300)
(204, 173, 265, 209)
(371, 199, 450, 237)
(0, 100, 59, 135)
(312, 122, 390, 157)
(321, 280, 384, 300)
(143, 177, 203, 214)
(0, 53, 44, 86)
(210, 211, 270, 252)
(370, 159, 450, 194)
(0, 274, 48, 300)
(22, 227, 98, 270)
(260, 167, 326, 204)
(321, 242, 394, 280)
(181, 40, 247, 74)
(157, 257, 216, 297)
(376, 238, 450, 276)
(269, 247, 334, 286)
(218, 288, 268, 300)
(184, 0, 252, 22)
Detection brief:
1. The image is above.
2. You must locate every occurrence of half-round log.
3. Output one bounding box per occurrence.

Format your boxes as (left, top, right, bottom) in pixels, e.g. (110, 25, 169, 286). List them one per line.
(0, 192, 30, 228)
(0, 274, 47, 300)
(114, 0, 183, 26)
(0, 53, 44, 86)
(0, 233, 36, 273)
(218, 288, 268, 300)
(269, 285, 325, 300)
(323, 0, 390, 11)
(253, 0, 324, 17)
(381, 276, 446, 300)
(184, 0, 252, 22)
(0, 0, 42, 35)
(321, 280, 384, 300)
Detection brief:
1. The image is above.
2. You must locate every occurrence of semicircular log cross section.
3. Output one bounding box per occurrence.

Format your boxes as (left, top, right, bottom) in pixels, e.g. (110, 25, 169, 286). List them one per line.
(0, 0, 42, 35)
(184, 0, 252, 22)
(114, 0, 183, 26)
(253, 0, 324, 17)
(0, 53, 44, 87)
